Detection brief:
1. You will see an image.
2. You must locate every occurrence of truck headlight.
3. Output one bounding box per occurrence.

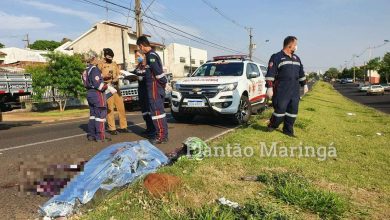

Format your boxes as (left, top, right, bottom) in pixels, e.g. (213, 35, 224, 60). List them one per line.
(172, 82, 181, 91)
(218, 82, 238, 92)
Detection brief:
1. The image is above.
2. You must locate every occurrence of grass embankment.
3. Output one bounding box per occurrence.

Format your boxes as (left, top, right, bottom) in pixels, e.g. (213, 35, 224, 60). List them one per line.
(3, 108, 89, 123)
(79, 81, 389, 219)
(30, 108, 89, 117)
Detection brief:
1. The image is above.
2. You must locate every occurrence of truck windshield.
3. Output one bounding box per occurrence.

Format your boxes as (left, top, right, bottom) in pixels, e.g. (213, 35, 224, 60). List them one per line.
(192, 62, 243, 77)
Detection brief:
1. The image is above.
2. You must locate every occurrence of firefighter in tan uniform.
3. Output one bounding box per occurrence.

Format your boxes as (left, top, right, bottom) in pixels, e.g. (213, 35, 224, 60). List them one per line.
(98, 48, 130, 135)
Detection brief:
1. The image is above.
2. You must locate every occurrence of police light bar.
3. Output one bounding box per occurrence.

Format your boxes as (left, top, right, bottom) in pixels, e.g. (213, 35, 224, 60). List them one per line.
(213, 55, 248, 61)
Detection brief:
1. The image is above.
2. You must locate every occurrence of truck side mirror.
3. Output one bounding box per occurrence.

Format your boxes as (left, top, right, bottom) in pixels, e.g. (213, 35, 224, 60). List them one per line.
(248, 72, 258, 79)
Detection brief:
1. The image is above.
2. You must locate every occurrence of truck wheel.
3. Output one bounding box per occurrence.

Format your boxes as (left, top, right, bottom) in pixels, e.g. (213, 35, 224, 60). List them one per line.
(125, 103, 133, 111)
(171, 110, 195, 123)
(232, 95, 252, 125)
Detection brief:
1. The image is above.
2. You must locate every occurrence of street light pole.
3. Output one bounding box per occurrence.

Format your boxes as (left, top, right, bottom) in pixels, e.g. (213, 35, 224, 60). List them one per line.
(368, 40, 389, 84)
(352, 55, 356, 82)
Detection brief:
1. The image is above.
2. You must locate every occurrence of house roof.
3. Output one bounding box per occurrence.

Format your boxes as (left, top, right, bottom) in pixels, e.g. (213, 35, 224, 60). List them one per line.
(150, 41, 165, 48)
(65, 20, 133, 49)
(0, 47, 47, 64)
(61, 20, 164, 51)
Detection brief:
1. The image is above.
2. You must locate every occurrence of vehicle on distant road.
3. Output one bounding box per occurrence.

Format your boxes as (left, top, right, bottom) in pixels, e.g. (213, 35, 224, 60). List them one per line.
(171, 55, 267, 125)
(358, 83, 370, 92)
(380, 83, 390, 91)
(367, 85, 385, 95)
(346, 78, 354, 83)
(0, 72, 33, 122)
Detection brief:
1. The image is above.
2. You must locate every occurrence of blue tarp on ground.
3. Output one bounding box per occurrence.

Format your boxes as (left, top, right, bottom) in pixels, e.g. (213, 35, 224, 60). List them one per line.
(39, 140, 168, 218)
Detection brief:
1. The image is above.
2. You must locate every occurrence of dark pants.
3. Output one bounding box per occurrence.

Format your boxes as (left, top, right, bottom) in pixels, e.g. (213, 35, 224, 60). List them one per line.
(138, 82, 155, 133)
(147, 80, 168, 140)
(87, 90, 107, 140)
(268, 81, 300, 135)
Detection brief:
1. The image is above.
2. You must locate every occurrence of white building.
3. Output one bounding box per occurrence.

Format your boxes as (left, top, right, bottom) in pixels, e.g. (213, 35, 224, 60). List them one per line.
(54, 21, 208, 78)
(57, 20, 164, 70)
(0, 47, 48, 64)
(164, 43, 208, 78)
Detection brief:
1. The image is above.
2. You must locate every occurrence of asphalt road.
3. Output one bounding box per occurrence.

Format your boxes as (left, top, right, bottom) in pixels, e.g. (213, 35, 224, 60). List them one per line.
(0, 82, 314, 219)
(0, 110, 237, 219)
(333, 83, 390, 114)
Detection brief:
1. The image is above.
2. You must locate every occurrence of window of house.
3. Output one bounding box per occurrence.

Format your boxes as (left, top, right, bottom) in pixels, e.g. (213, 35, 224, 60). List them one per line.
(180, 57, 186, 63)
(191, 59, 195, 64)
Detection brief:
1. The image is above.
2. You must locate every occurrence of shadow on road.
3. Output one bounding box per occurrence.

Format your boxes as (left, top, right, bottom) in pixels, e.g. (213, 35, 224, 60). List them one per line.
(0, 121, 42, 130)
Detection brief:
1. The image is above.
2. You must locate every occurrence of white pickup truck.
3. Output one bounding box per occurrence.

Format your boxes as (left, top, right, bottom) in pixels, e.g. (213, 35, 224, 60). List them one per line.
(119, 71, 172, 109)
(171, 55, 267, 124)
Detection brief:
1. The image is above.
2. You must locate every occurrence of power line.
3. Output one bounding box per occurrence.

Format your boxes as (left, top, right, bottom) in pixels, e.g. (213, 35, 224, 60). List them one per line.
(200, 0, 248, 30)
(125, 0, 133, 26)
(100, 0, 245, 54)
(143, 0, 156, 14)
(198, 0, 262, 61)
(146, 7, 176, 43)
(143, 20, 243, 53)
(138, 0, 241, 53)
(141, 1, 165, 41)
(75, 0, 262, 58)
(151, 0, 242, 50)
(75, 0, 128, 17)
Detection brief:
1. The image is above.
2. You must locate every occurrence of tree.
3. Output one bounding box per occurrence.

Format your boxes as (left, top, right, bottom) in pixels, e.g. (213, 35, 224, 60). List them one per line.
(366, 57, 381, 71)
(61, 38, 72, 44)
(29, 40, 62, 51)
(324, 67, 340, 79)
(25, 64, 50, 102)
(27, 52, 85, 111)
(340, 68, 353, 79)
(307, 72, 320, 81)
(0, 42, 4, 48)
(379, 52, 390, 83)
(354, 66, 365, 80)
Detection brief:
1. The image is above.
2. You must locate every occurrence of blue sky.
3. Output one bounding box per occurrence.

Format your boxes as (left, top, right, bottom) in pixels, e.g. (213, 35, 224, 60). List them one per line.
(1, 0, 389, 72)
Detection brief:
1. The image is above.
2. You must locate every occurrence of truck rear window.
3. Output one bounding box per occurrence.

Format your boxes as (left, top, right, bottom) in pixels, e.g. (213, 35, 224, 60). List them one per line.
(192, 63, 243, 77)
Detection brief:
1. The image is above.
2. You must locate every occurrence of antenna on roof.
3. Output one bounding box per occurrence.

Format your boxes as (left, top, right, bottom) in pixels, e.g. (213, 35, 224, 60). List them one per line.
(22, 33, 30, 48)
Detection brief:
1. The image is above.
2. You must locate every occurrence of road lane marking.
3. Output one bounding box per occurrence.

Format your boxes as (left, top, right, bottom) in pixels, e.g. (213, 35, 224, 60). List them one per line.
(25, 113, 144, 128)
(0, 122, 146, 153)
(0, 116, 235, 153)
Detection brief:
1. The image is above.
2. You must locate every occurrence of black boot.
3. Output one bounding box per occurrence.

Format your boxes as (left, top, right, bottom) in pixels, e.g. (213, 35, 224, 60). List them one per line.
(108, 130, 118, 135)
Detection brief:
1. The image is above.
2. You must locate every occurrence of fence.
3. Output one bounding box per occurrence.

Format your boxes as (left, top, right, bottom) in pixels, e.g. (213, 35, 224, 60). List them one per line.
(19, 86, 58, 103)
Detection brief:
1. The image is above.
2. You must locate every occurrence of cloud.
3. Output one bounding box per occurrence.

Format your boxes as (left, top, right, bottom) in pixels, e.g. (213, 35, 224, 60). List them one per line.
(0, 11, 54, 30)
(21, 0, 99, 22)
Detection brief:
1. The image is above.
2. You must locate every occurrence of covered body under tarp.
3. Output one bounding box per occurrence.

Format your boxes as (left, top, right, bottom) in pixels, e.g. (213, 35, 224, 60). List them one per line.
(39, 140, 168, 218)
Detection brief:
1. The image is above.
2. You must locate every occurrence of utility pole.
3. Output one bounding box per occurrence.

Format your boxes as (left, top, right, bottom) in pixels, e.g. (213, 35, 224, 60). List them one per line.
(162, 37, 166, 66)
(23, 33, 30, 48)
(121, 29, 126, 70)
(248, 27, 253, 60)
(368, 46, 372, 85)
(189, 45, 192, 74)
(135, 0, 142, 37)
(352, 55, 356, 82)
